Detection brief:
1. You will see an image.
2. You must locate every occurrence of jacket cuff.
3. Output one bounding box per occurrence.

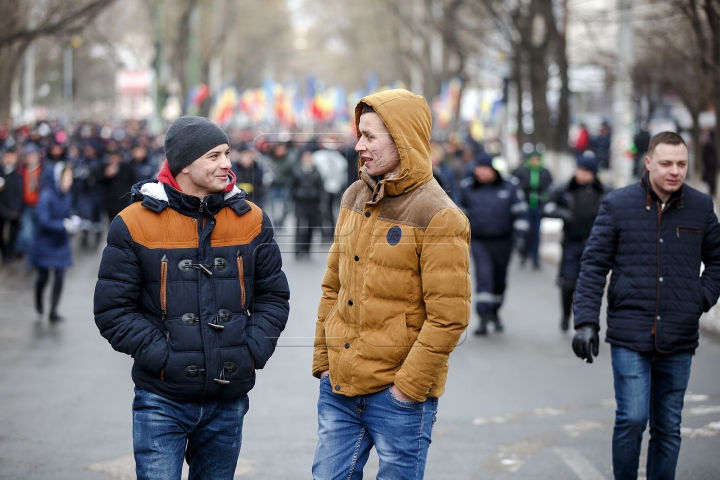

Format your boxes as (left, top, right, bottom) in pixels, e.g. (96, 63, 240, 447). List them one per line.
(393, 365, 433, 402)
(312, 352, 329, 379)
(574, 322, 600, 332)
(246, 337, 268, 370)
(312, 366, 329, 379)
(136, 335, 169, 375)
(702, 288, 715, 312)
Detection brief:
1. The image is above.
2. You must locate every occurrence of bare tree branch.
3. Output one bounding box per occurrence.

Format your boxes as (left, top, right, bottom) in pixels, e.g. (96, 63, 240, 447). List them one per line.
(0, 0, 116, 47)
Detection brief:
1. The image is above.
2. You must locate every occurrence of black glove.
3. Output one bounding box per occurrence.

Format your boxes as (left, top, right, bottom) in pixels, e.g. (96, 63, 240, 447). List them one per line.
(572, 325, 599, 363)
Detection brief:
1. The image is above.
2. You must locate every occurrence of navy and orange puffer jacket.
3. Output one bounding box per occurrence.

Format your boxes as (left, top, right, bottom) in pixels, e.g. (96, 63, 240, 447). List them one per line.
(94, 173, 290, 403)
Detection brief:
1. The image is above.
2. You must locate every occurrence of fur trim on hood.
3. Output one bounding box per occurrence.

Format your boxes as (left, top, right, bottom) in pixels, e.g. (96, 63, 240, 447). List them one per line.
(141, 160, 241, 202)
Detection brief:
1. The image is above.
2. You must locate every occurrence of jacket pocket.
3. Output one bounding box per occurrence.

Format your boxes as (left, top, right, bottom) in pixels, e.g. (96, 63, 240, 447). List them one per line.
(608, 273, 629, 307)
(160, 330, 169, 379)
(216, 309, 249, 348)
(161, 349, 205, 385)
(160, 254, 168, 320)
(387, 312, 412, 364)
(219, 345, 255, 380)
(365, 312, 411, 366)
(236, 251, 248, 315)
(676, 227, 701, 238)
(694, 277, 706, 314)
(323, 303, 346, 349)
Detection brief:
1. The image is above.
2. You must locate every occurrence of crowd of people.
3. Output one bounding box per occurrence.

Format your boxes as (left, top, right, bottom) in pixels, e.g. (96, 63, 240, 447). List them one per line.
(1, 101, 718, 479)
(0, 119, 492, 267)
(0, 116, 657, 329)
(0, 119, 487, 321)
(0, 122, 167, 320)
(3, 117, 714, 335)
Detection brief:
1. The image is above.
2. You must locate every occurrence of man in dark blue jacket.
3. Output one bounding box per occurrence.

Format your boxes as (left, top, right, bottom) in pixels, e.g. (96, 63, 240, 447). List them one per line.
(572, 131, 720, 480)
(460, 152, 529, 335)
(94, 116, 290, 480)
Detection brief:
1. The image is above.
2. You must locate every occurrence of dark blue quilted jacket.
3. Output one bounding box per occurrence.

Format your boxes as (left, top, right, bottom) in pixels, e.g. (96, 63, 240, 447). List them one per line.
(94, 179, 290, 403)
(574, 174, 720, 353)
(459, 173, 529, 240)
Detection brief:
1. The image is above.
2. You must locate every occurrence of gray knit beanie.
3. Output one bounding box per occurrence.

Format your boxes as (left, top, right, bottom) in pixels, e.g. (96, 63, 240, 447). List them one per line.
(164, 116, 229, 176)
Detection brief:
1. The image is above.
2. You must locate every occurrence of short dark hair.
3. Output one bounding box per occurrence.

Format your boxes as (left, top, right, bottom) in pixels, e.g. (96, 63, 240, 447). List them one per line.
(360, 103, 375, 115)
(648, 131, 686, 157)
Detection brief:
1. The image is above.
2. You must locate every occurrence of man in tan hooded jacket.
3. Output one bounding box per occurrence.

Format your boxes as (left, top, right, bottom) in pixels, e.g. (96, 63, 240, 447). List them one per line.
(312, 89, 471, 479)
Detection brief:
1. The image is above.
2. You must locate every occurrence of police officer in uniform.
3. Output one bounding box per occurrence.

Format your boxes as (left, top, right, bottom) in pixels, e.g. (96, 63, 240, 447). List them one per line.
(460, 152, 529, 334)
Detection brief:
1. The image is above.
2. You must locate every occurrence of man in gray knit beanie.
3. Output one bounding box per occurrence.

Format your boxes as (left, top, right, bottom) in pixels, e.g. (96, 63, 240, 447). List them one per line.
(162, 115, 233, 198)
(95, 113, 290, 479)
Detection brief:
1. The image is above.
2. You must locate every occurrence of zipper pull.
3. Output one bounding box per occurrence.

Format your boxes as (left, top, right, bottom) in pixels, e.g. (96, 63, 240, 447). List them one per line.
(199, 201, 204, 213)
(676, 227, 680, 238)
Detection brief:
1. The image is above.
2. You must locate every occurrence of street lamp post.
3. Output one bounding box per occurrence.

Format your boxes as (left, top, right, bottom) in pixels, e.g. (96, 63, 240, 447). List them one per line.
(611, 0, 635, 188)
(63, 36, 82, 121)
(63, 44, 73, 119)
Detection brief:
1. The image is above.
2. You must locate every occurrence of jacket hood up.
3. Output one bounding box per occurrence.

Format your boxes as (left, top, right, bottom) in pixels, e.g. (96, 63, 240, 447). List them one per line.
(355, 89, 433, 198)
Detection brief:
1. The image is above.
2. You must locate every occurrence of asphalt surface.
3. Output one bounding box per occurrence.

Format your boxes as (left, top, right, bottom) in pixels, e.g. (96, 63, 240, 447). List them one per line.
(1, 226, 719, 479)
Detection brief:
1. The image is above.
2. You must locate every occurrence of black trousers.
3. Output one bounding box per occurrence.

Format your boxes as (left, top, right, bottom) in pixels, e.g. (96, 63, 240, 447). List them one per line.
(0, 217, 20, 261)
(321, 191, 341, 241)
(295, 202, 322, 255)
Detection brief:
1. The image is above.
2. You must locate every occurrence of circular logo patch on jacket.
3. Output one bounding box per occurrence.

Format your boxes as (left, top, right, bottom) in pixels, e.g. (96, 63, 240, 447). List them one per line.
(387, 226, 402, 246)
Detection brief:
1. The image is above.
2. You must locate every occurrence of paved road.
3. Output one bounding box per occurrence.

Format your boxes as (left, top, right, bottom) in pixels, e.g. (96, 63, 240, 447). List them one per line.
(1, 228, 719, 479)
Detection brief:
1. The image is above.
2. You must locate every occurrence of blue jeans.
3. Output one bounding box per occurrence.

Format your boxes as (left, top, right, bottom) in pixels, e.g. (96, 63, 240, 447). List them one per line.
(132, 389, 249, 480)
(313, 375, 438, 480)
(16, 206, 36, 265)
(610, 346, 693, 480)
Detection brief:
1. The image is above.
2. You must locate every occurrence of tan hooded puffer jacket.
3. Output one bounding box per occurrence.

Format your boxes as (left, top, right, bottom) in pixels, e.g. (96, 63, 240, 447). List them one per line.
(312, 89, 471, 402)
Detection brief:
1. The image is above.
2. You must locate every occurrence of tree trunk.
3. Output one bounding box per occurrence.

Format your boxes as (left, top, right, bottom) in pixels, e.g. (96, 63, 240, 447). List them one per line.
(0, 1, 26, 123)
(523, 0, 553, 148)
(690, 110, 701, 182)
(0, 44, 25, 123)
(513, 50, 526, 146)
(555, 20, 570, 153)
(712, 6, 720, 201)
(528, 47, 551, 146)
(173, 0, 197, 113)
